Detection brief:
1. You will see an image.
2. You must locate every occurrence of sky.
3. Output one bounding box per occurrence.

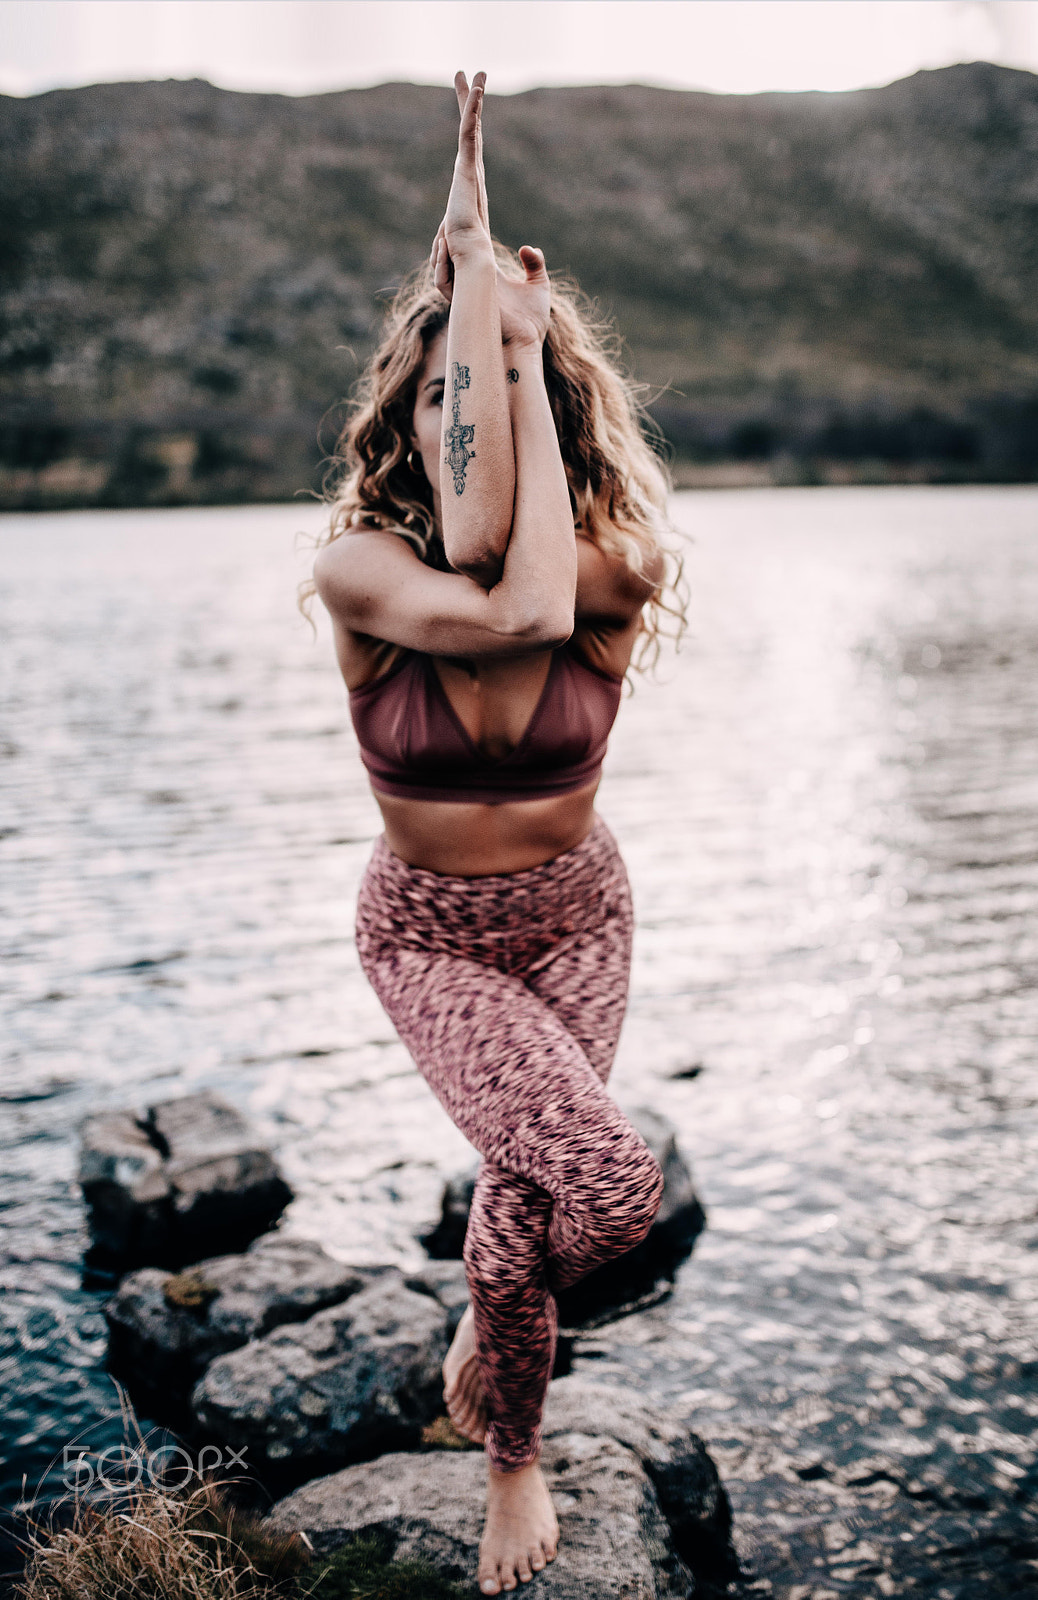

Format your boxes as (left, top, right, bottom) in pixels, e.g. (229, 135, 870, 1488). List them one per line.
(2, 0, 1038, 99)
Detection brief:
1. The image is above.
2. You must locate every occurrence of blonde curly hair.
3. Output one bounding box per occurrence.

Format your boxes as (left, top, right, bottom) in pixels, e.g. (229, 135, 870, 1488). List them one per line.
(301, 245, 685, 668)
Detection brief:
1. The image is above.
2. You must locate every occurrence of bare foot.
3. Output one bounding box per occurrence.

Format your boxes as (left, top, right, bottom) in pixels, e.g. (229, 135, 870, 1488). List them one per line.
(478, 1459, 558, 1594)
(443, 1305, 486, 1444)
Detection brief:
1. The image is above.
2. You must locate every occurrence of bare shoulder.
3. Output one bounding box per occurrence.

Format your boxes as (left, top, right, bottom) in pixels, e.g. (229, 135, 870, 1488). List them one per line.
(572, 533, 664, 679)
(313, 527, 416, 614)
(310, 531, 416, 689)
(575, 534, 663, 624)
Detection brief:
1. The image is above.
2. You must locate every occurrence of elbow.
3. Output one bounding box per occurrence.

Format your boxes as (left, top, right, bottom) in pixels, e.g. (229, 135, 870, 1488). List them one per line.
(450, 547, 506, 591)
(443, 522, 512, 590)
(539, 618, 576, 649)
(505, 605, 574, 650)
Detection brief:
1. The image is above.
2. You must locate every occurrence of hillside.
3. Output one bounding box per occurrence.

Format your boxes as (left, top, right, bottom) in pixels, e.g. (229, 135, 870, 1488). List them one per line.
(1, 62, 1036, 506)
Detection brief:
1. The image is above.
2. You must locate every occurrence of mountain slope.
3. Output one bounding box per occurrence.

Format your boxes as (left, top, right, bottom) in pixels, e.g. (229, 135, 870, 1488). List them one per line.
(1, 63, 1036, 505)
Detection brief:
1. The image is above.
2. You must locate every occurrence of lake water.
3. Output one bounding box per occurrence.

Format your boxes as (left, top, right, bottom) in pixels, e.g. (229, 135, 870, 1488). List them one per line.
(2, 487, 1037, 1596)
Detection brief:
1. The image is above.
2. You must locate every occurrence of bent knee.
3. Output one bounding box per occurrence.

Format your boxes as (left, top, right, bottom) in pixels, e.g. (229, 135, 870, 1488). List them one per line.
(624, 1143, 665, 1243)
(587, 1140, 664, 1254)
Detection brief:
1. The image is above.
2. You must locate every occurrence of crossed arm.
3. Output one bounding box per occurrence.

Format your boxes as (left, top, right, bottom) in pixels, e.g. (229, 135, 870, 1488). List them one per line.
(315, 72, 652, 664)
(437, 254, 576, 609)
(431, 73, 575, 608)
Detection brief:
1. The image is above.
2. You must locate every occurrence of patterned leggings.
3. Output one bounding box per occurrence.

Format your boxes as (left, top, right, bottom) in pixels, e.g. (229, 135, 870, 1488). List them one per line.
(355, 815, 664, 1473)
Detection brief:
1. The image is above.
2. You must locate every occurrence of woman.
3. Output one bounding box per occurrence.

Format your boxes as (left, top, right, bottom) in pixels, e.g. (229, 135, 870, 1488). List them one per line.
(308, 71, 681, 1596)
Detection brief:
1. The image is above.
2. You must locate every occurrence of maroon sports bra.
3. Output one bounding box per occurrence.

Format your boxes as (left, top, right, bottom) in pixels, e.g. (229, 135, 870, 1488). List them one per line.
(348, 642, 623, 804)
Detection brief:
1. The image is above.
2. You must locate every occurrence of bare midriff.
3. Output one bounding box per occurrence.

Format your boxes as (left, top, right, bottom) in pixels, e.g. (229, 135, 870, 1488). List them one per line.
(375, 781, 600, 877)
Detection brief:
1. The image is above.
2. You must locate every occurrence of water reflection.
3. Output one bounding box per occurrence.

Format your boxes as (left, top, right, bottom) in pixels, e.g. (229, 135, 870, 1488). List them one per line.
(1, 489, 1036, 1593)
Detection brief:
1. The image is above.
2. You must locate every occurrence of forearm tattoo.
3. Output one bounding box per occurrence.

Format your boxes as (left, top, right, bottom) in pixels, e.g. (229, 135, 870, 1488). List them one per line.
(507, 368, 519, 384)
(444, 361, 476, 496)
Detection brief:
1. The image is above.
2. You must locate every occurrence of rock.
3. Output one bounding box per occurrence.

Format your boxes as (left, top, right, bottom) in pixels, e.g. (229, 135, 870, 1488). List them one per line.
(404, 1259, 470, 1336)
(105, 1234, 374, 1416)
(420, 1108, 706, 1326)
(419, 1171, 475, 1261)
(542, 1380, 733, 1584)
(78, 1109, 171, 1266)
(78, 1091, 292, 1271)
(192, 1275, 451, 1473)
(270, 1446, 676, 1599)
(148, 1092, 293, 1253)
(266, 1376, 734, 1598)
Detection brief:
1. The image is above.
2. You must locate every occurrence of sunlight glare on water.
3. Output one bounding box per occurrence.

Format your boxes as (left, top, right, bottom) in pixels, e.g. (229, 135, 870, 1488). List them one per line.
(1, 487, 1037, 1592)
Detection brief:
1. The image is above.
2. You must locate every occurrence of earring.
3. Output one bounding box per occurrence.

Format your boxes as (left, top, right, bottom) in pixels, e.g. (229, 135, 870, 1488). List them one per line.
(406, 448, 422, 474)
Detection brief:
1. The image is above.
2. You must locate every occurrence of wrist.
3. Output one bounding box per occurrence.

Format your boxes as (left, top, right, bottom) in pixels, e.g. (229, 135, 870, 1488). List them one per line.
(448, 239, 497, 273)
(506, 345, 546, 392)
(506, 340, 545, 365)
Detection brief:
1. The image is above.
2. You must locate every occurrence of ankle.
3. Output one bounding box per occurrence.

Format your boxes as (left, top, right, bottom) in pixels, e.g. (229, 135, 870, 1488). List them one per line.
(487, 1455, 541, 1485)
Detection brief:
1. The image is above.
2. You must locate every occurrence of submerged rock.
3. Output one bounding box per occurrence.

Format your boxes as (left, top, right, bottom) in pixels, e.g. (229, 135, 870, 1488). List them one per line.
(105, 1234, 373, 1414)
(266, 1376, 734, 1599)
(420, 1107, 706, 1325)
(192, 1274, 451, 1472)
(79, 1091, 292, 1271)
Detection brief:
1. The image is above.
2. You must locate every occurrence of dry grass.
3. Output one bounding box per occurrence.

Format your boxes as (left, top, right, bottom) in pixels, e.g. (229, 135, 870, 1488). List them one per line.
(418, 1416, 476, 1452)
(16, 1389, 466, 1600)
(16, 1479, 310, 1600)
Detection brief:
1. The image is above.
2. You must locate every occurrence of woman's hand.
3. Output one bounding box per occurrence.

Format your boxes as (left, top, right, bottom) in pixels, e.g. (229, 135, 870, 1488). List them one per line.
(432, 72, 551, 351)
(431, 71, 493, 285)
(496, 247, 551, 354)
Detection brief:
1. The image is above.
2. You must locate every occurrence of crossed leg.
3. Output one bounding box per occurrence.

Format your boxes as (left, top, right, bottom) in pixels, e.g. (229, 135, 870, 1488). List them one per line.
(360, 913, 660, 1592)
(443, 913, 636, 1447)
(368, 941, 660, 1415)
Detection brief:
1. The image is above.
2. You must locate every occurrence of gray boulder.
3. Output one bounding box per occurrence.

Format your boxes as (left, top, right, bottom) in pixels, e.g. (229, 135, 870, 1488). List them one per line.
(419, 1169, 477, 1261)
(266, 1376, 733, 1598)
(192, 1274, 451, 1470)
(105, 1234, 374, 1412)
(79, 1091, 292, 1271)
(420, 1108, 706, 1326)
(78, 1109, 171, 1267)
(543, 1380, 732, 1582)
(404, 1258, 470, 1336)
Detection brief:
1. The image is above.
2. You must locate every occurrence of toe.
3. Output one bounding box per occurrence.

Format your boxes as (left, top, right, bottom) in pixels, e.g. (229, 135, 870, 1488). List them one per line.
(515, 1554, 534, 1582)
(479, 1571, 501, 1596)
(455, 1399, 475, 1434)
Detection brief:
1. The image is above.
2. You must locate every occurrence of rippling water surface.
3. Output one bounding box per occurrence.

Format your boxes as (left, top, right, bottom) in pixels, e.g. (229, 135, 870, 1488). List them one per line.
(2, 488, 1037, 1595)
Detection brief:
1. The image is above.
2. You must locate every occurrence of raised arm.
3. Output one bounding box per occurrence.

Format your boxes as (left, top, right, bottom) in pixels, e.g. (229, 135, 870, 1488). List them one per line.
(504, 276, 577, 623)
(316, 72, 583, 664)
(432, 74, 514, 584)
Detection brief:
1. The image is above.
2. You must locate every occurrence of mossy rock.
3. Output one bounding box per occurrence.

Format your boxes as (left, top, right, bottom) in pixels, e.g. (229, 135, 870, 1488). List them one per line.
(301, 1533, 466, 1599)
(163, 1268, 220, 1311)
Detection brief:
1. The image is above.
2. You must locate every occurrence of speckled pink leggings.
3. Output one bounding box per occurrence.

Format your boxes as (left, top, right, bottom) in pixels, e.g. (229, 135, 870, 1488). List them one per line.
(355, 817, 664, 1472)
